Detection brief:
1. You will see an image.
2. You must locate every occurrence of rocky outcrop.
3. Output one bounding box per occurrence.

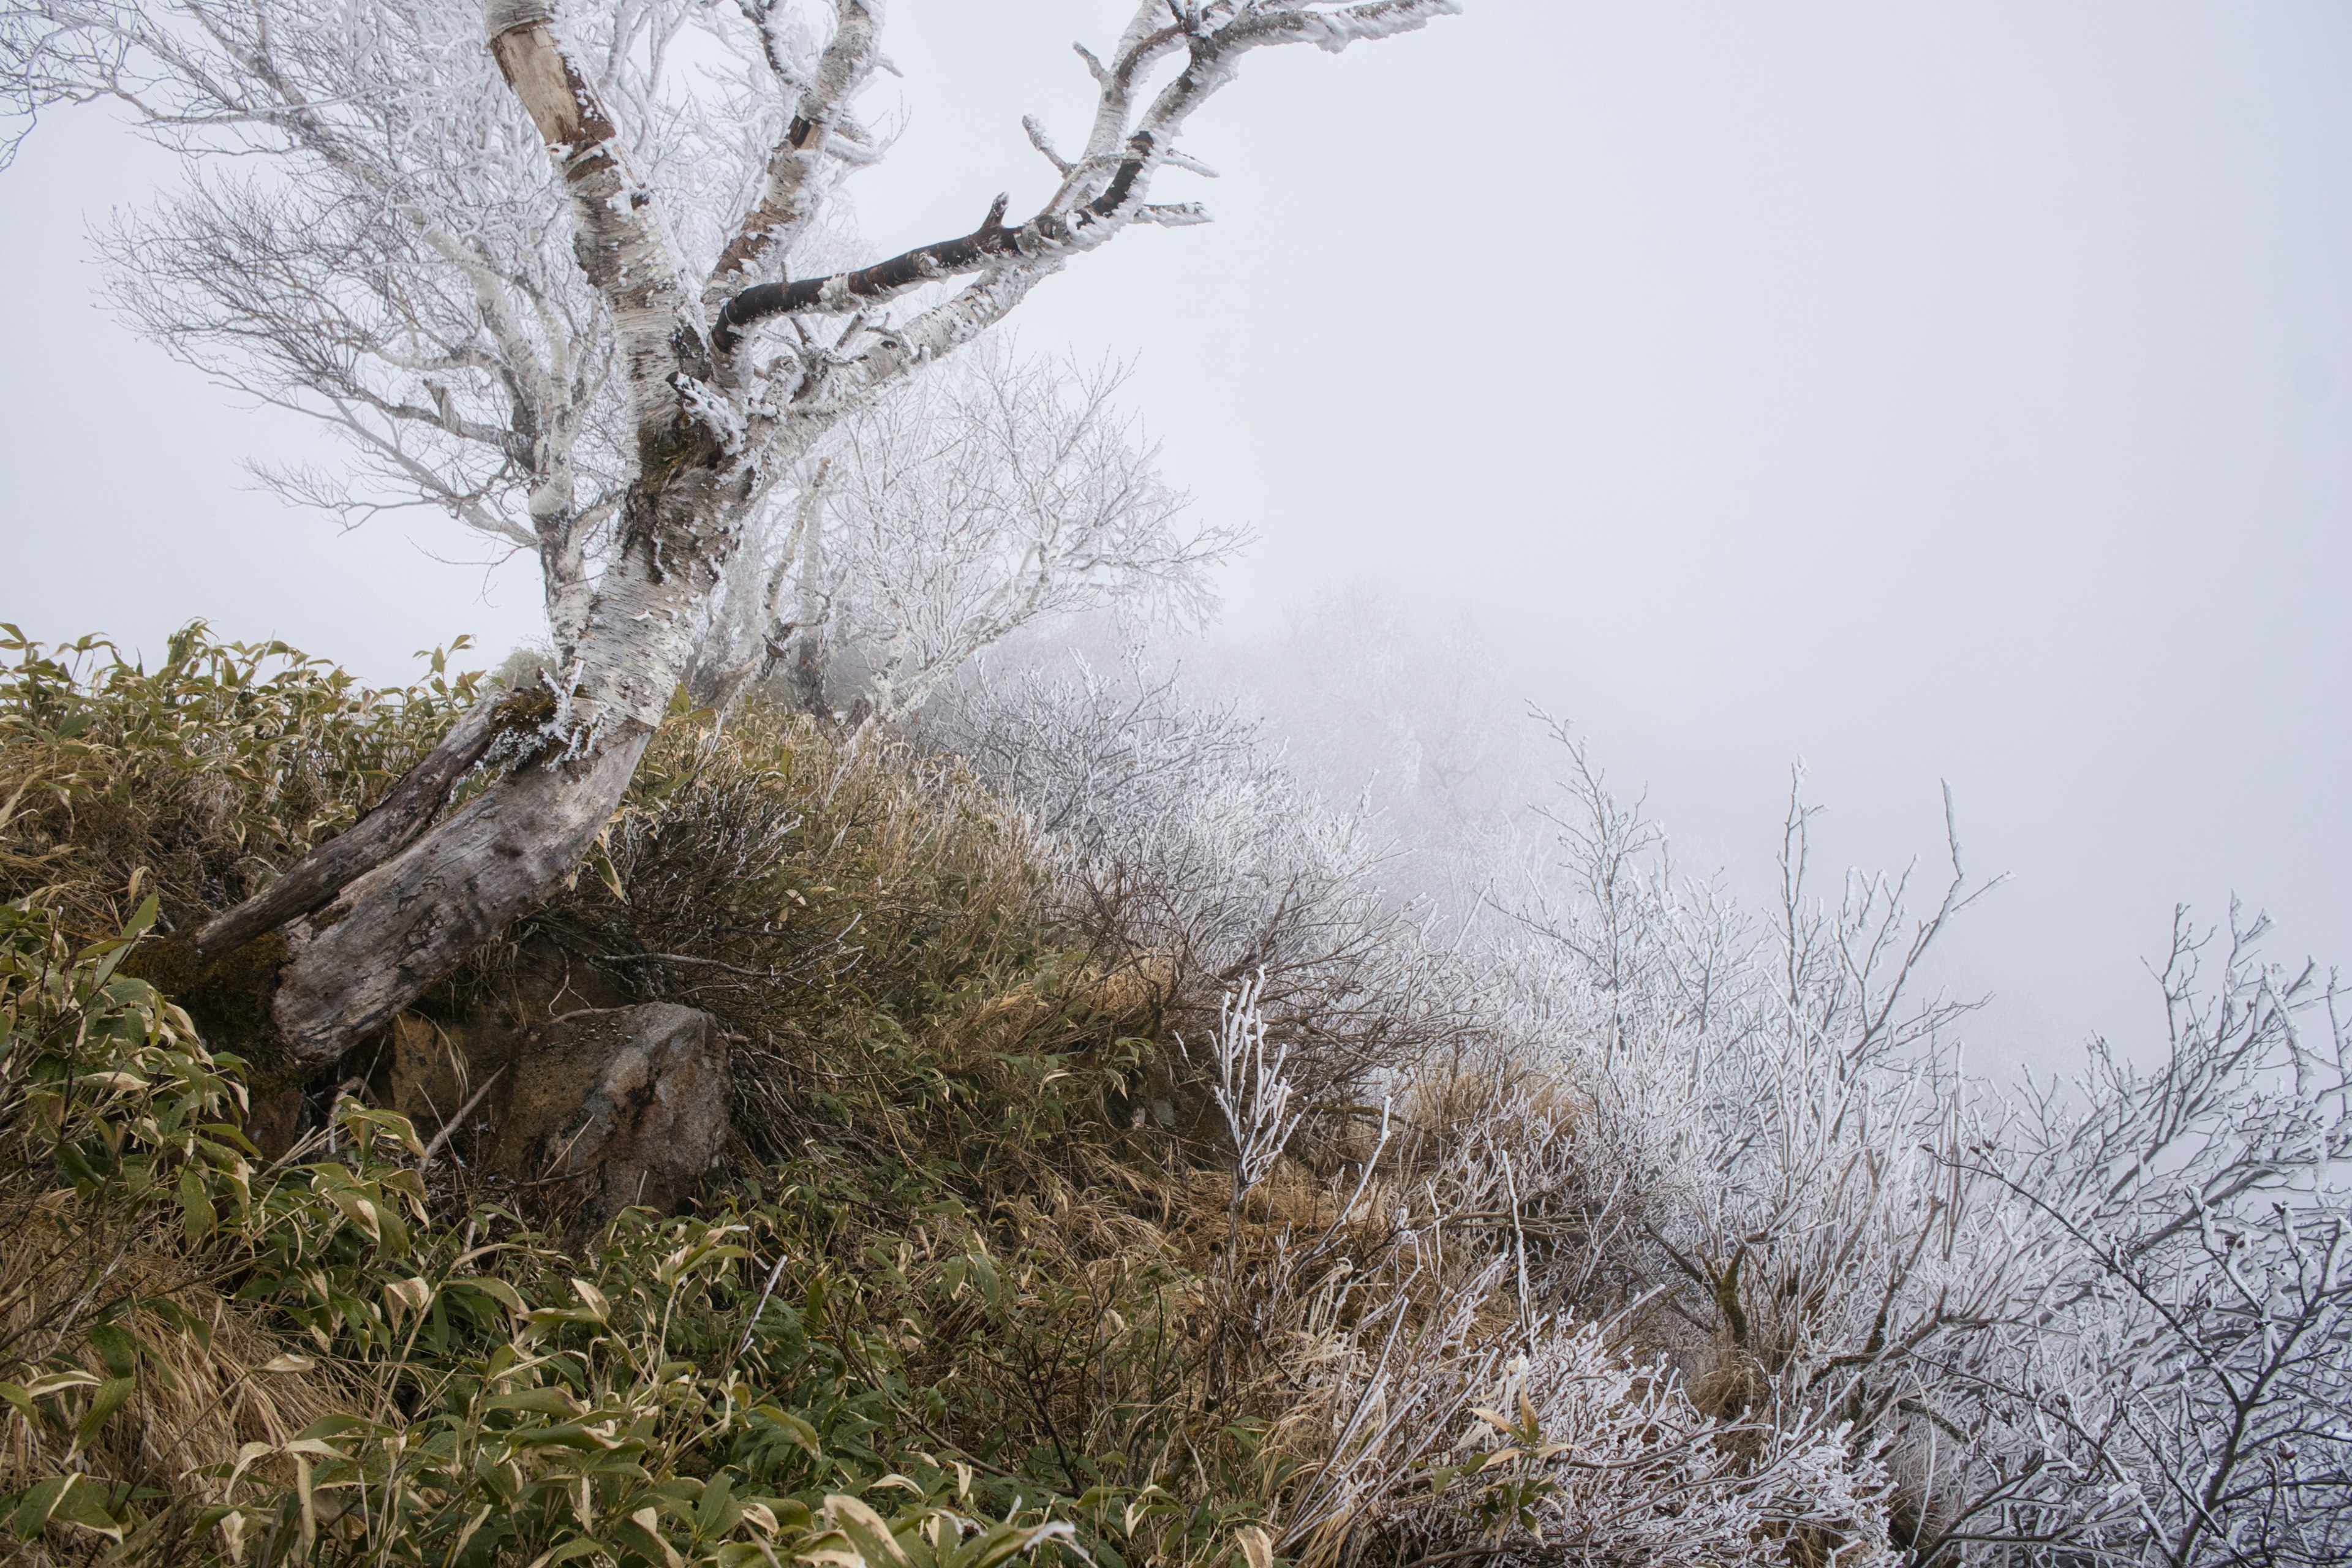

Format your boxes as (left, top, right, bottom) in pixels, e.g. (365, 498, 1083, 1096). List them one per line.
(375, 998, 729, 1226)
(482, 1003, 730, 1225)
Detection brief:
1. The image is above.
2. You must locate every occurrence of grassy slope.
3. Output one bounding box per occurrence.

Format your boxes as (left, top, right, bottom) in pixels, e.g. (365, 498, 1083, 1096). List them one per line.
(0, 628, 1902, 1568)
(0, 627, 1302, 1568)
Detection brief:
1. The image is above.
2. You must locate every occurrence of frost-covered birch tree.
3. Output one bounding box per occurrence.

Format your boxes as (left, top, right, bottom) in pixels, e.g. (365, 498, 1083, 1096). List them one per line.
(688, 347, 1238, 725)
(0, 0, 1459, 1064)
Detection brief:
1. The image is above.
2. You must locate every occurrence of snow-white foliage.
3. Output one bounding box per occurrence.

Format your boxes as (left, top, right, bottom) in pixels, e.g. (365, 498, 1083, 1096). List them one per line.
(1488, 723, 2352, 1566)
(925, 650, 1474, 1096)
(1468, 1330, 1896, 1568)
(1285, 1305, 1902, 1566)
(694, 347, 1240, 723)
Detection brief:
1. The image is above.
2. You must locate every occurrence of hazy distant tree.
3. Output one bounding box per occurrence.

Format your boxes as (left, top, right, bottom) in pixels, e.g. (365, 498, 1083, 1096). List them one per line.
(688, 347, 1237, 725)
(928, 650, 1476, 1096)
(0, 0, 1460, 1062)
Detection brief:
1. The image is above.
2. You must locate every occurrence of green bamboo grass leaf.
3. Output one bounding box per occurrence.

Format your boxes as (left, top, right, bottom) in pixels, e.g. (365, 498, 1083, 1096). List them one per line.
(697, 1473, 743, 1539)
(484, 1387, 587, 1417)
(8, 1475, 74, 1537)
(179, 1160, 218, 1240)
(7, 1472, 128, 1543)
(524, 1536, 617, 1568)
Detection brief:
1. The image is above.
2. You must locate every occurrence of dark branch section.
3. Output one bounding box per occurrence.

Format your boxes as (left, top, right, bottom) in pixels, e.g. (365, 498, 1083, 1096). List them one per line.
(1089, 138, 1153, 221)
(710, 157, 1150, 352)
(193, 688, 549, 959)
(706, 0, 1381, 354)
(715, 200, 1032, 352)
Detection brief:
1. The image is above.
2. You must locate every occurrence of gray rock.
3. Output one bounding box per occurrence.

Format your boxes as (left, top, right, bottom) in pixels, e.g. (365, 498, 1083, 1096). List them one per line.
(484, 1003, 729, 1224)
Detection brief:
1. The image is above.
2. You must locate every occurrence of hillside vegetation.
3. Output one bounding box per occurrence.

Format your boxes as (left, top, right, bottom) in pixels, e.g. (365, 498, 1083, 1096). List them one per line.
(0, 628, 1868, 1568)
(2, 627, 2343, 1568)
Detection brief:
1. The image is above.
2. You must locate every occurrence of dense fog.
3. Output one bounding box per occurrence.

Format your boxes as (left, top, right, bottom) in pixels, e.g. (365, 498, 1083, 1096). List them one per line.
(2, 5, 2348, 1558)
(8, 4, 2349, 1077)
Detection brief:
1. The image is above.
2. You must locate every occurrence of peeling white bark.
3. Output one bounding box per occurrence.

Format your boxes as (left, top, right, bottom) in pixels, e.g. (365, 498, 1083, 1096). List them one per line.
(702, 0, 882, 322)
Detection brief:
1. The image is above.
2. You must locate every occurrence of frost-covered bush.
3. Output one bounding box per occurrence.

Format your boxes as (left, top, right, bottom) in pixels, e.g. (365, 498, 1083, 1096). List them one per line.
(1936, 913, 2352, 1568)
(1469, 1328, 1896, 1568)
(926, 652, 1477, 1099)
(1483, 725, 2352, 1567)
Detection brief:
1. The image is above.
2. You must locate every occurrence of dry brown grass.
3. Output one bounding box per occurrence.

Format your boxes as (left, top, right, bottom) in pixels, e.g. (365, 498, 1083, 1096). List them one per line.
(0, 1239, 354, 1499)
(432, 708, 1206, 1200)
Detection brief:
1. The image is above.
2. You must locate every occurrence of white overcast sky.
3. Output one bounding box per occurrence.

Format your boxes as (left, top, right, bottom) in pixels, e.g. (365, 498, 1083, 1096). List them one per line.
(2, 1, 2346, 1071)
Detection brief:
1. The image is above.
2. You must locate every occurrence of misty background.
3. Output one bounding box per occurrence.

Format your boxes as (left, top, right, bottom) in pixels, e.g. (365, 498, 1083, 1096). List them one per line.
(2, 1, 2346, 1072)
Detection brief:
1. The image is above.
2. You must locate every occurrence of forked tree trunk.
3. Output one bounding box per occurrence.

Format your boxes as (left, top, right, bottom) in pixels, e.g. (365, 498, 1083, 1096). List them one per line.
(224, 448, 752, 1064)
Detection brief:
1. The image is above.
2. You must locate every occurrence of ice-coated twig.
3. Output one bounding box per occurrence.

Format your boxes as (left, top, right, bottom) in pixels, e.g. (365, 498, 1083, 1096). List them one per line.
(1207, 968, 1305, 1202)
(1021, 114, 1072, 175)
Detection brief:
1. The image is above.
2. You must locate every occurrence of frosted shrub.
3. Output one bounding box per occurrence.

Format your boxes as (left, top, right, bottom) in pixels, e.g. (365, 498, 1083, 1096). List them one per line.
(1458, 1326, 1896, 1568)
(1488, 725, 2352, 1565)
(929, 652, 1479, 1098)
(1202, 971, 1305, 1205)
